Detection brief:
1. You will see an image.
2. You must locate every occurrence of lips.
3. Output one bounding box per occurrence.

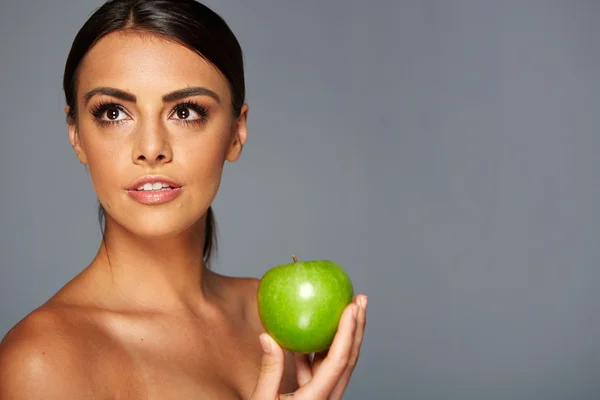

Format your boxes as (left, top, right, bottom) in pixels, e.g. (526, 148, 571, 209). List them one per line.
(126, 175, 182, 191)
(125, 175, 183, 205)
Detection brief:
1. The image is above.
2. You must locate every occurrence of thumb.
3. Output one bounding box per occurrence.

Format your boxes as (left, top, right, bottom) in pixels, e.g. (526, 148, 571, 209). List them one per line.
(251, 334, 285, 400)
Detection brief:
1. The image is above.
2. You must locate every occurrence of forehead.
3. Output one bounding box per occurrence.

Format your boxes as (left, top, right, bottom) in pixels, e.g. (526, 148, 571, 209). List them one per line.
(77, 31, 231, 102)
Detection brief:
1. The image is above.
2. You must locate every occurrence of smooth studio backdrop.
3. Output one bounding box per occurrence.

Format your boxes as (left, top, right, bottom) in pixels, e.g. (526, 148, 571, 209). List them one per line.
(1, 1, 599, 399)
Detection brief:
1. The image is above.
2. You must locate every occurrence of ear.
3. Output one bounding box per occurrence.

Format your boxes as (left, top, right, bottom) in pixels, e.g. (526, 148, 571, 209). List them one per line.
(226, 104, 249, 163)
(65, 105, 88, 165)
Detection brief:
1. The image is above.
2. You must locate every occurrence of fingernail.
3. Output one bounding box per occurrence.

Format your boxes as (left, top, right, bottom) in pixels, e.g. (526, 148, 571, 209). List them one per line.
(361, 295, 368, 310)
(260, 334, 272, 354)
(352, 304, 359, 318)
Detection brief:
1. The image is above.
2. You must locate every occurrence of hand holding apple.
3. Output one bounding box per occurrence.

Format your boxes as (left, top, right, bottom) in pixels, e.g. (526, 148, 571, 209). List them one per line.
(251, 256, 368, 399)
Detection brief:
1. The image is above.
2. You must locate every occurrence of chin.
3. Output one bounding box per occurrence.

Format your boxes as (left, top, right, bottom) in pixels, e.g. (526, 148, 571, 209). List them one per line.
(128, 222, 196, 240)
(108, 207, 205, 240)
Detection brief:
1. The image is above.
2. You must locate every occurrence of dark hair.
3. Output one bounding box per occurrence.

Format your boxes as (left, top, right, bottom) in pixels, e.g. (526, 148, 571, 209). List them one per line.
(63, 0, 246, 266)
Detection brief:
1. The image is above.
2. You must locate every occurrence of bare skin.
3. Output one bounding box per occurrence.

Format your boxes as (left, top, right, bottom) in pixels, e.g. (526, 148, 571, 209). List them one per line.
(0, 30, 367, 399)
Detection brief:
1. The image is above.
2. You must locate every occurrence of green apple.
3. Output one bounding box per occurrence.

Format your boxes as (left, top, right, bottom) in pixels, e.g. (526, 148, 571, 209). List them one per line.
(257, 255, 354, 354)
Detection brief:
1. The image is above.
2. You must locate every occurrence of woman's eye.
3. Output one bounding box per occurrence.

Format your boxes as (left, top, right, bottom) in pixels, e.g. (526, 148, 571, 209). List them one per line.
(102, 107, 127, 121)
(173, 107, 200, 120)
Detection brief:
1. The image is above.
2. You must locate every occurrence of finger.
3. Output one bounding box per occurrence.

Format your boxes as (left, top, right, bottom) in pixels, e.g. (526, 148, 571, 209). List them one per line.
(311, 348, 327, 376)
(294, 352, 313, 386)
(296, 303, 359, 399)
(330, 294, 368, 399)
(250, 334, 285, 400)
(312, 295, 361, 375)
(349, 295, 368, 368)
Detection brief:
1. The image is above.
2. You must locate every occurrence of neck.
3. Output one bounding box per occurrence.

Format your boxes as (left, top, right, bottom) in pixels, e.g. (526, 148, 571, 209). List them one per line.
(90, 215, 215, 313)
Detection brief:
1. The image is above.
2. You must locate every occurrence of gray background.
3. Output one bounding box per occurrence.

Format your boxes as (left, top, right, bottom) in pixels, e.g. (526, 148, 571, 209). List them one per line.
(1, 0, 599, 398)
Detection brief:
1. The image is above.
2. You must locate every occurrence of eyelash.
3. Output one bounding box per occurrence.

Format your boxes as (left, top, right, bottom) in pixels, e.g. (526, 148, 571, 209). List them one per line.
(174, 101, 209, 126)
(89, 100, 210, 127)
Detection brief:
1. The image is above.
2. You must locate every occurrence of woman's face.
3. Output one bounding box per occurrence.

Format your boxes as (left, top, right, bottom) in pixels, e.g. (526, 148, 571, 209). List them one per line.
(67, 31, 247, 238)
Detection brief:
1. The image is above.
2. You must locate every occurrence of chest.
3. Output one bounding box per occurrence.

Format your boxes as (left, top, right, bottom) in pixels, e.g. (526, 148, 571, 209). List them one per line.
(118, 322, 264, 399)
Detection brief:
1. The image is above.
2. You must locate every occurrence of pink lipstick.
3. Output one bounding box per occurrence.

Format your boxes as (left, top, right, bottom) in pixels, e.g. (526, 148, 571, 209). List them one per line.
(126, 176, 182, 205)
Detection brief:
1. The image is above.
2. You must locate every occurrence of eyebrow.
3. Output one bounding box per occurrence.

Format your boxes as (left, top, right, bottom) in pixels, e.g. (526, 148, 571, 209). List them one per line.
(163, 87, 221, 103)
(83, 86, 221, 105)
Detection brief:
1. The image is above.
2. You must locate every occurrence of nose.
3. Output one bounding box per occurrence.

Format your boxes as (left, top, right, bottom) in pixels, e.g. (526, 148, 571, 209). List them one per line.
(132, 120, 173, 167)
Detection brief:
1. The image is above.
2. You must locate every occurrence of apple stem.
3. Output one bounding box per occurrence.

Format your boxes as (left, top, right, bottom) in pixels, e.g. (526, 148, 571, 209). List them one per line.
(292, 255, 298, 263)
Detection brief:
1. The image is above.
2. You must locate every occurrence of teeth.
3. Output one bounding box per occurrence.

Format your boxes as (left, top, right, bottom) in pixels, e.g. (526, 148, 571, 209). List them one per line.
(136, 182, 173, 191)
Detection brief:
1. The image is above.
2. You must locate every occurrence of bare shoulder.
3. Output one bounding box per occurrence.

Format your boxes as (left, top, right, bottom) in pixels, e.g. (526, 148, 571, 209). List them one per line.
(239, 276, 261, 304)
(0, 306, 100, 399)
(209, 272, 260, 316)
(217, 273, 260, 294)
(233, 276, 262, 323)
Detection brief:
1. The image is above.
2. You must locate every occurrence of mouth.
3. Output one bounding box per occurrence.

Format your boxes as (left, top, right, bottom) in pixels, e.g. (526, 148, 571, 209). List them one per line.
(125, 176, 183, 205)
(126, 176, 182, 192)
(130, 182, 179, 192)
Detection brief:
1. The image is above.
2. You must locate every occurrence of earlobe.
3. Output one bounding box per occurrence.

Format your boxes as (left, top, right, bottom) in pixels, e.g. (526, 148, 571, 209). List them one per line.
(225, 136, 245, 163)
(226, 104, 249, 162)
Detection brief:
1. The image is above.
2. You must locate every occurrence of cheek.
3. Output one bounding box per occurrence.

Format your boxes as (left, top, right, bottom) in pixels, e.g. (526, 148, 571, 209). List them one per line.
(178, 136, 229, 189)
(82, 136, 124, 204)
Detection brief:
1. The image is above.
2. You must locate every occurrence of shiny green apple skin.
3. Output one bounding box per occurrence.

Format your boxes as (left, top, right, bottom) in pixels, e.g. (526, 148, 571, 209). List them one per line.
(257, 259, 354, 354)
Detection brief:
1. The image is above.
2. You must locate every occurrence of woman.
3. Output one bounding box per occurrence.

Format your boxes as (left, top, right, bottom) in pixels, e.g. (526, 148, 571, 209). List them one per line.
(0, 0, 367, 398)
